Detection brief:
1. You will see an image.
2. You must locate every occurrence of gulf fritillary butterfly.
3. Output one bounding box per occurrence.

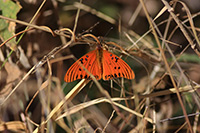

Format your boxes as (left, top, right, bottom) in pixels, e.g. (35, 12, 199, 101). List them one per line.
(64, 47, 135, 82)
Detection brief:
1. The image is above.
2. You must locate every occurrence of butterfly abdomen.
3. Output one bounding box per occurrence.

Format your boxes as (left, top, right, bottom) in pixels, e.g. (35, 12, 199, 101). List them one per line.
(97, 48, 104, 76)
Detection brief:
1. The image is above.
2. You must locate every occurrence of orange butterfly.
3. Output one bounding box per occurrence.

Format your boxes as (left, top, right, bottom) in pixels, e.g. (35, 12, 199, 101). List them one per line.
(64, 47, 135, 82)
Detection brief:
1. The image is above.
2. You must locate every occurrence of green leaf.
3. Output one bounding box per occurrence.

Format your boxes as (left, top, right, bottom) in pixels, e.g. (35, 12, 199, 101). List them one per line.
(0, 0, 21, 50)
(178, 53, 200, 63)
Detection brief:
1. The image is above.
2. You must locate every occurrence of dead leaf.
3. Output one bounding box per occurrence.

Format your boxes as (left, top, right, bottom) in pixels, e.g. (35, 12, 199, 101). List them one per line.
(0, 62, 22, 99)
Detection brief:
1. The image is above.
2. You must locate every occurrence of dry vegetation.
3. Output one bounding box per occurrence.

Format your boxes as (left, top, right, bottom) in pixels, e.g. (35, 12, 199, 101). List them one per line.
(0, 0, 200, 132)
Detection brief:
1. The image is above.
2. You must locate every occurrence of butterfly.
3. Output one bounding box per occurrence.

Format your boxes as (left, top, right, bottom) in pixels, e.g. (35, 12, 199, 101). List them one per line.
(64, 47, 135, 82)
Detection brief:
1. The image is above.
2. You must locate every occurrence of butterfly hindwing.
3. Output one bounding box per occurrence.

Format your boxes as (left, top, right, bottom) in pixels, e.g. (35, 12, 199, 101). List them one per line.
(64, 50, 102, 82)
(102, 50, 135, 80)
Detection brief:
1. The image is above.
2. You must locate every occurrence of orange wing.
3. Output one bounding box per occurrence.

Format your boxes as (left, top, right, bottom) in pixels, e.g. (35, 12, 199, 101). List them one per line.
(64, 49, 102, 82)
(102, 50, 135, 80)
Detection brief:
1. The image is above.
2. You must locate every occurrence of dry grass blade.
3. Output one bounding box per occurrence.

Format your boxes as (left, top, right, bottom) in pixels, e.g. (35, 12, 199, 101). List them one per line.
(140, 85, 199, 99)
(178, 1, 200, 49)
(32, 79, 89, 133)
(161, 0, 200, 56)
(0, 121, 26, 132)
(141, 0, 193, 131)
(126, 29, 160, 57)
(153, 6, 167, 21)
(0, 28, 33, 48)
(73, 2, 116, 24)
(0, 15, 71, 38)
(25, 79, 49, 115)
(56, 97, 153, 123)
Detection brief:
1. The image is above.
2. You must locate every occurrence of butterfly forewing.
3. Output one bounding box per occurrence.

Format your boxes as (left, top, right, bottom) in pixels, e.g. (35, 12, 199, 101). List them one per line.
(102, 50, 135, 80)
(64, 50, 102, 82)
(65, 48, 135, 82)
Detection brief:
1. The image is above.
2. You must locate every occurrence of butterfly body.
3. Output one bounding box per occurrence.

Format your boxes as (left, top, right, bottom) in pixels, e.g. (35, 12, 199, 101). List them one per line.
(64, 47, 135, 82)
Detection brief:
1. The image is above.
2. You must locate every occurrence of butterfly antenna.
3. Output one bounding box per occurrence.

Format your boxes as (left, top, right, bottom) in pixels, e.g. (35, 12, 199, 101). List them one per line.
(104, 27, 113, 38)
(78, 22, 100, 37)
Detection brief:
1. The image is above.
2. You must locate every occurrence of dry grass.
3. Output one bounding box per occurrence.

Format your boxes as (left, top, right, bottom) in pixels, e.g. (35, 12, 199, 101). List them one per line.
(0, 0, 200, 132)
